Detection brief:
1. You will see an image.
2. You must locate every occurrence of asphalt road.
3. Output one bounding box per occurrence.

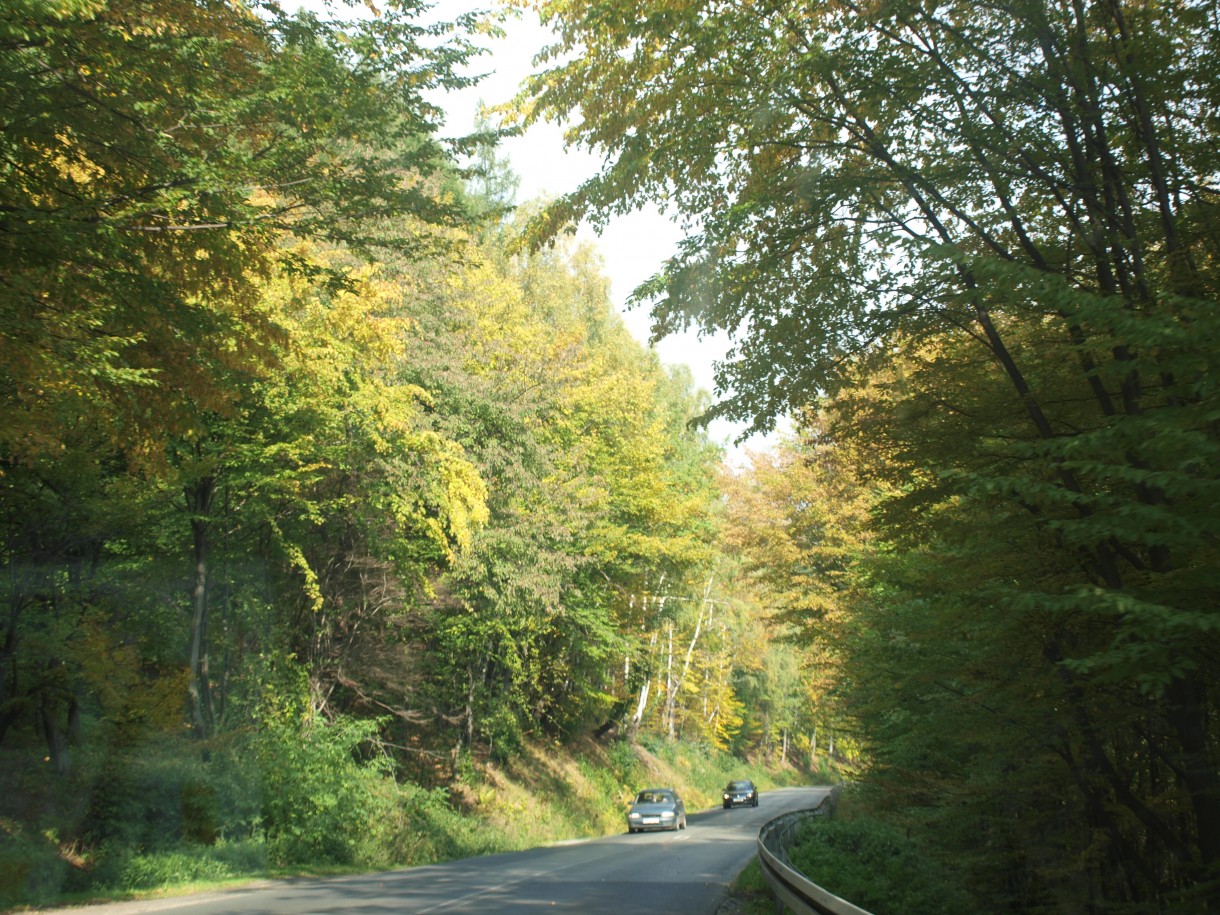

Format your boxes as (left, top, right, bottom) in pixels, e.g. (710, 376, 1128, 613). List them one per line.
(42, 786, 832, 915)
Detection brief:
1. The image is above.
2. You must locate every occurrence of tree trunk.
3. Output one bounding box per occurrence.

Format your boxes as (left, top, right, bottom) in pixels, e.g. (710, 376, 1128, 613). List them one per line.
(628, 631, 657, 736)
(38, 691, 70, 775)
(664, 624, 674, 737)
(663, 575, 714, 739)
(465, 661, 477, 748)
(186, 477, 215, 740)
(1166, 677, 1220, 875)
(0, 595, 20, 746)
(630, 678, 650, 734)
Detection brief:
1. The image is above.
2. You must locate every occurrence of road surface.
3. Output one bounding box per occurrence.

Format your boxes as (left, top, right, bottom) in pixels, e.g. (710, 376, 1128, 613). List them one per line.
(42, 786, 832, 915)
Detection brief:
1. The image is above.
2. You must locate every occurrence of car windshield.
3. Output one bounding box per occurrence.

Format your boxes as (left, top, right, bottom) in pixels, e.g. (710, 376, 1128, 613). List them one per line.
(728, 781, 751, 790)
(636, 791, 672, 804)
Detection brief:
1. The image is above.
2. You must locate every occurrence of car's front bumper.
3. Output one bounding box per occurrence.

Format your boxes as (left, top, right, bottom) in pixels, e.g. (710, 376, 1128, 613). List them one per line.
(628, 815, 679, 830)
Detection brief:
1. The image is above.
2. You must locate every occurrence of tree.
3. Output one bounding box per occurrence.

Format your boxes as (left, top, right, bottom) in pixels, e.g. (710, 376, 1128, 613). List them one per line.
(385, 202, 726, 756)
(219, 245, 486, 730)
(720, 437, 868, 764)
(0, 0, 487, 751)
(520, 0, 1220, 907)
(0, 0, 479, 466)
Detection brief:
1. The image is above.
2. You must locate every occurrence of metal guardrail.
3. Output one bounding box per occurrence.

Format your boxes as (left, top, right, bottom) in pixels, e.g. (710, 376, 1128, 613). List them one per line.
(756, 789, 874, 915)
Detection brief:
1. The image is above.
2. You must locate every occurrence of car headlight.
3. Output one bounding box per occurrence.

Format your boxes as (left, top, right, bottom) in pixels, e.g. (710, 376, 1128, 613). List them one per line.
(723, 793, 730, 800)
(629, 812, 641, 819)
(661, 811, 674, 818)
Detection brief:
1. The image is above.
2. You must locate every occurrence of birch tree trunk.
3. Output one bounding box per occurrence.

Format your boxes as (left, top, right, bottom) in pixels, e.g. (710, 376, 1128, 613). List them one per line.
(629, 630, 658, 735)
(663, 574, 714, 740)
(186, 476, 215, 741)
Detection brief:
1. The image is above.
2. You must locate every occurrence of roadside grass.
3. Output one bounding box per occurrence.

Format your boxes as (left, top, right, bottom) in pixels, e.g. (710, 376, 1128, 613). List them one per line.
(722, 857, 780, 915)
(447, 735, 821, 850)
(1, 738, 823, 912)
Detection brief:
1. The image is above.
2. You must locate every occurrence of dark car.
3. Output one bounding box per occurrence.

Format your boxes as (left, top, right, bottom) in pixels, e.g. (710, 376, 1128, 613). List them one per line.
(722, 779, 759, 809)
(626, 787, 687, 832)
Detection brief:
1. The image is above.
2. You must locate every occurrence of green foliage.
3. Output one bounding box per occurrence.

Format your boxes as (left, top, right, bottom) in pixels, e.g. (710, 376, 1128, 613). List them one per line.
(0, 828, 69, 910)
(373, 781, 507, 866)
(523, 0, 1220, 908)
(239, 660, 506, 869)
(0, 0, 476, 465)
(0, 2, 823, 910)
(733, 856, 769, 896)
(725, 857, 776, 915)
(82, 752, 223, 849)
(0, 721, 811, 910)
(102, 842, 266, 893)
(247, 662, 391, 867)
(395, 219, 726, 755)
(787, 817, 974, 915)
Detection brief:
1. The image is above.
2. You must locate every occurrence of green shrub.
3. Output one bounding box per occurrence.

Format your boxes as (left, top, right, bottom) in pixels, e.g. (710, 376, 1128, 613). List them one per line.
(481, 706, 525, 765)
(82, 839, 266, 893)
(369, 783, 505, 867)
(73, 734, 261, 850)
(787, 817, 974, 915)
(250, 688, 395, 866)
(80, 752, 193, 848)
(0, 830, 69, 909)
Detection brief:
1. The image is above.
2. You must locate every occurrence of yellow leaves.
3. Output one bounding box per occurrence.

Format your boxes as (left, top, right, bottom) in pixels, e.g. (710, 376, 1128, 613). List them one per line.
(284, 541, 325, 613)
(49, 130, 106, 186)
(249, 240, 490, 581)
(43, 0, 108, 19)
(269, 245, 408, 371)
(433, 440, 490, 556)
(394, 426, 489, 551)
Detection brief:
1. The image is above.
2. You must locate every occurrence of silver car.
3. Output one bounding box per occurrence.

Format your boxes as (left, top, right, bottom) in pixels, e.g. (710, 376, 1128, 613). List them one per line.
(626, 787, 687, 832)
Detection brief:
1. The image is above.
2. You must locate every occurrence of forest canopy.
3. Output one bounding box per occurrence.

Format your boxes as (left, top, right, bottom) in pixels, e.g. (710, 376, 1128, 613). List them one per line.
(520, 0, 1220, 909)
(3, 0, 1219, 912)
(1, 3, 823, 906)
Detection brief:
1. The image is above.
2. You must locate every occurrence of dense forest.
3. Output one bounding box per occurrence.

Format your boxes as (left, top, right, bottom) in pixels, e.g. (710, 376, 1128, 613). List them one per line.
(2, 0, 1218, 913)
(521, 0, 1220, 911)
(0, 0, 821, 906)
